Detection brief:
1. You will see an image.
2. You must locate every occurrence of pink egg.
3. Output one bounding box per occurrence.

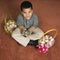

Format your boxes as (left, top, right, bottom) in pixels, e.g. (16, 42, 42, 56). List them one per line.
(37, 44, 48, 53)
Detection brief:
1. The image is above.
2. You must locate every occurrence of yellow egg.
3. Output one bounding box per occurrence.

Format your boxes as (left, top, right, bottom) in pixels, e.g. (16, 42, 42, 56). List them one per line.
(45, 39, 48, 42)
(10, 25, 13, 29)
(41, 41, 45, 44)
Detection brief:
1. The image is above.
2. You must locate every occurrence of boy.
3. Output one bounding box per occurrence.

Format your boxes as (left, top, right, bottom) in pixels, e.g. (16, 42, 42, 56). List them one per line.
(12, 1, 44, 47)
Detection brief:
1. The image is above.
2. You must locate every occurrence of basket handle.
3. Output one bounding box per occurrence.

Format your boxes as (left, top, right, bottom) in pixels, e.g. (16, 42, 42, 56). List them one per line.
(4, 13, 13, 25)
(40, 29, 57, 39)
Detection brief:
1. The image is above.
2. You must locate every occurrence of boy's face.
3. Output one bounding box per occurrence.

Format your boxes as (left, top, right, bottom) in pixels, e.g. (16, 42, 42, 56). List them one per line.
(22, 8, 33, 20)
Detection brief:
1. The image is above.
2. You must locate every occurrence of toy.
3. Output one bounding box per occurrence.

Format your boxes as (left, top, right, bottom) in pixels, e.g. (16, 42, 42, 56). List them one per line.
(37, 29, 57, 53)
(23, 29, 30, 37)
(4, 19, 17, 34)
(38, 35, 55, 48)
(37, 44, 48, 53)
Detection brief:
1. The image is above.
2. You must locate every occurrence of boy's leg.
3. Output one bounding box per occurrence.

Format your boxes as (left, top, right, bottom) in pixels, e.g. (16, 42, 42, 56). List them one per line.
(28, 40, 38, 46)
(28, 28, 44, 41)
(11, 28, 30, 47)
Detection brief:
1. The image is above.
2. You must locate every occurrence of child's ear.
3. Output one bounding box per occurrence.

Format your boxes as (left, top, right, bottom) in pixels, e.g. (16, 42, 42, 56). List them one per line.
(31, 10, 33, 13)
(31, 11, 33, 14)
(21, 11, 23, 14)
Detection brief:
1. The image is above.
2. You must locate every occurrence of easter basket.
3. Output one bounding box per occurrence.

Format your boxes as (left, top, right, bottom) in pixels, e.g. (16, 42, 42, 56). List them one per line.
(4, 15, 17, 35)
(37, 29, 57, 53)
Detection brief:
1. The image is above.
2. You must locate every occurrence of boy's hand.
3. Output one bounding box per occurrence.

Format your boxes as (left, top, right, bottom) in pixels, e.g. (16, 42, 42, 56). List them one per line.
(19, 26, 26, 34)
(19, 26, 26, 30)
(28, 26, 36, 32)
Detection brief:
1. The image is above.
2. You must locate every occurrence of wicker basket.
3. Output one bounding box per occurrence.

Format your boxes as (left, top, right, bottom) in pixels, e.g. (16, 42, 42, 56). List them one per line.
(38, 29, 57, 48)
(4, 15, 17, 35)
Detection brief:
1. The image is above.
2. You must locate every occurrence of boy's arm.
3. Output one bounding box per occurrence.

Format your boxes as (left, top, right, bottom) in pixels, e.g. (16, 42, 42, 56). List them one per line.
(17, 14, 26, 30)
(19, 26, 26, 34)
(17, 14, 26, 34)
(19, 26, 26, 31)
(28, 14, 38, 32)
(28, 26, 36, 32)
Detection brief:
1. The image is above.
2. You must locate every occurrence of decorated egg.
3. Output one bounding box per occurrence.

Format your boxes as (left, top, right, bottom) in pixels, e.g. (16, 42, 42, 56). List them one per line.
(37, 44, 48, 53)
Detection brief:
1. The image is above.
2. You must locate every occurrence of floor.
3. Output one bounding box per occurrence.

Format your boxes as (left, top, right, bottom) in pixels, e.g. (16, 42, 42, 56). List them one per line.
(0, 0, 60, 60)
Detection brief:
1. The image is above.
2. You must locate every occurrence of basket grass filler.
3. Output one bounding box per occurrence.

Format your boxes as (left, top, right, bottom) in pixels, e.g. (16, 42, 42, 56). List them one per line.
(4, 16, 17, 35)
(37, 29, 57, 53)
